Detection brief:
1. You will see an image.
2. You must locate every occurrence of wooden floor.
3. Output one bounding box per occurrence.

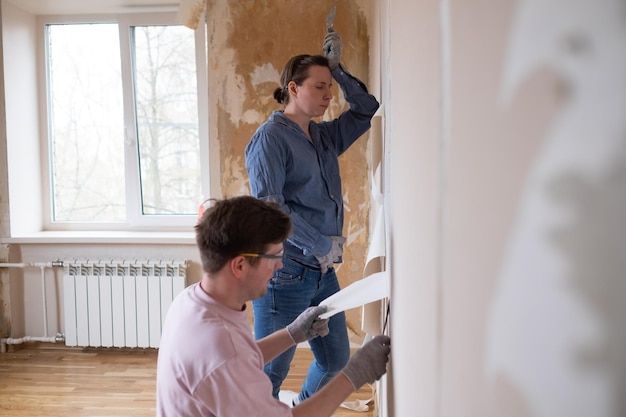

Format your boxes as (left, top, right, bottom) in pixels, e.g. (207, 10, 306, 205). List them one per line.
(0, 344, 375, 417)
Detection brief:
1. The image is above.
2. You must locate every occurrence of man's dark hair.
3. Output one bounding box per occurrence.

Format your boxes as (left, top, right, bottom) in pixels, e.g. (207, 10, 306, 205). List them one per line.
(195, 196, 292, 274)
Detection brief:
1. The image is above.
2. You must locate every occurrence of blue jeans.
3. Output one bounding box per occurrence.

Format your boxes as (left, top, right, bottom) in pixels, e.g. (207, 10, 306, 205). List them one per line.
(252, 257, 350, 402)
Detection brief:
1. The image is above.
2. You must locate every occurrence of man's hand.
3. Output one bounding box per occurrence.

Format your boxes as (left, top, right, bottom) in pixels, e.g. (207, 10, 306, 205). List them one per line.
(286, 306, 330, 344)
(341, 335, 391, 389)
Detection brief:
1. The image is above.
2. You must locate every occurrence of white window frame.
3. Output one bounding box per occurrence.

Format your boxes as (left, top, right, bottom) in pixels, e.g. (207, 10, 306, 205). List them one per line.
(38, 12, 210, 232)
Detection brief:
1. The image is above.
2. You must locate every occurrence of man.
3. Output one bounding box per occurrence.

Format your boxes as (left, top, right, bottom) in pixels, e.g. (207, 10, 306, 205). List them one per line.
(156, 196, 390, 417)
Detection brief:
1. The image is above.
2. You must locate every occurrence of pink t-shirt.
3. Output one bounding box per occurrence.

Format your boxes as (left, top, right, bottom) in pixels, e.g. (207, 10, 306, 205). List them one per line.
(156, 283, 293, 417)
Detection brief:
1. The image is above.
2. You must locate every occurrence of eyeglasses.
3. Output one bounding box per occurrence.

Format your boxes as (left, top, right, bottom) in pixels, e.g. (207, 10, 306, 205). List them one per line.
(239, 251, 285, 260)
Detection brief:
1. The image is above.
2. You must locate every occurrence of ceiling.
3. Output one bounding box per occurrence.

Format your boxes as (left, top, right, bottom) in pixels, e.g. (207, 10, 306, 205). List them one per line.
(6, 0, 180, 15)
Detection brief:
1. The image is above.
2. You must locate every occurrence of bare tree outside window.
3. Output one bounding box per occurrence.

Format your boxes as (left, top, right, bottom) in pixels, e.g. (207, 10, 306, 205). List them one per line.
(46, 21, 202, 225)
(134, 25, 200, 216)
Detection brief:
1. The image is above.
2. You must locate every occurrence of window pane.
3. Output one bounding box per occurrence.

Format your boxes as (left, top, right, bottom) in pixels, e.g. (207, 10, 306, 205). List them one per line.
(48, 24, 126, 222)
(133, 25, 201, 216)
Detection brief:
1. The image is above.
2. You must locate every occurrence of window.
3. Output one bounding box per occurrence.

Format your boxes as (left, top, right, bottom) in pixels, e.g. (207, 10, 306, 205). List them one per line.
(43, 14, 208, 230)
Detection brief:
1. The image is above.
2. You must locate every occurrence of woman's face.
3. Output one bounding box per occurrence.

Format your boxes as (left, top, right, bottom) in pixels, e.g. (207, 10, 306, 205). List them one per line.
(288, 65, 333, 118)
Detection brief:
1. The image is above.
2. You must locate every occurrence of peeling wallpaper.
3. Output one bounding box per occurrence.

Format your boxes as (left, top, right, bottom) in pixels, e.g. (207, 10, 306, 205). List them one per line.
(206, 0, 373, 337)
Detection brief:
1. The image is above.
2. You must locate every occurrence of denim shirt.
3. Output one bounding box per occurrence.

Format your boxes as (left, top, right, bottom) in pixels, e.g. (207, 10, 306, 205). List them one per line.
(245, 64, 380, 267)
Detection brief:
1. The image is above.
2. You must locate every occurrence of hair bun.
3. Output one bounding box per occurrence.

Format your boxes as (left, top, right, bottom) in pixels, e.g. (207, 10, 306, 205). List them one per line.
(273, 87, 285, 104)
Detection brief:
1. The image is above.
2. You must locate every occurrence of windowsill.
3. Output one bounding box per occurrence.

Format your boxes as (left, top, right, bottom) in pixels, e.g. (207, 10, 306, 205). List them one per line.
(1, 230, 196, 245)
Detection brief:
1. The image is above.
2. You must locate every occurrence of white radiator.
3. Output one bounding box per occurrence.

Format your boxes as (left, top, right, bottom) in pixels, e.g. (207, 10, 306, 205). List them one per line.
(62, 259, 187, 348)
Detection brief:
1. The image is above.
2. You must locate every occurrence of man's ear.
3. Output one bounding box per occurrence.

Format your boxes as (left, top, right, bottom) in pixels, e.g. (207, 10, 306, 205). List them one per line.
(229, 256, 246, 279)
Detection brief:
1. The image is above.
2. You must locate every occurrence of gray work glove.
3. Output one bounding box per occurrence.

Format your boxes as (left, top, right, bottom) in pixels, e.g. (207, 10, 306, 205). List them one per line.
(341, 335, 391, 389)
(322, 30, 342, 71)
(315, 235, 346, 274)
(286, 306, 330, 344)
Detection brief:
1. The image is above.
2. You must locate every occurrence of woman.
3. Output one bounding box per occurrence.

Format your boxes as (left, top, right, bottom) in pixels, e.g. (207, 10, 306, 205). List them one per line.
(245, 31, 379, 405)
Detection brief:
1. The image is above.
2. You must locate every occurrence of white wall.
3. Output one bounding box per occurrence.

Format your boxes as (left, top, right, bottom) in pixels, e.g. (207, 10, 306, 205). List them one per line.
(0, 1, 7, 239)
(384, 0, 626, 416)
(384, 0, 441, 416)
(2, 0, 42, 235)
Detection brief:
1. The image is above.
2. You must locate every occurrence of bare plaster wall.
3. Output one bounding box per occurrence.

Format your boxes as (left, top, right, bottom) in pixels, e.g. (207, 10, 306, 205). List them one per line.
(206, 0, 375, 340)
